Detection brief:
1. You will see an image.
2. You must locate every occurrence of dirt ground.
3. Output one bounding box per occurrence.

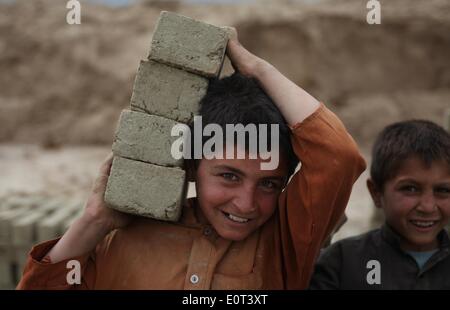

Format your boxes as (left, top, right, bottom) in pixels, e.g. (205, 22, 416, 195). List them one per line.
(1, 0, 449, 238)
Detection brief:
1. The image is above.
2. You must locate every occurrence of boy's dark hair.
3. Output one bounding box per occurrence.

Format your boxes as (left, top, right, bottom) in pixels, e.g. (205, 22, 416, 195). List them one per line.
(189, 72, 298, 178)
(370, 120, 450, 191)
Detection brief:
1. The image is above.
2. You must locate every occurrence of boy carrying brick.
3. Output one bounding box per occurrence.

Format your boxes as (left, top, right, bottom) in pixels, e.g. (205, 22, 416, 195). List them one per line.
(17, 29, 365, 290)
(309, 120, 450, 289)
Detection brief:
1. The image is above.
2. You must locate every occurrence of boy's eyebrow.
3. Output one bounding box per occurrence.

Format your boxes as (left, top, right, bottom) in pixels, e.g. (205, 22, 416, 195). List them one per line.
(396, 178, 450, 186)
(212, 165, 286, 181)
(212, 165, 246, 176)
(396, 178, 420, 184)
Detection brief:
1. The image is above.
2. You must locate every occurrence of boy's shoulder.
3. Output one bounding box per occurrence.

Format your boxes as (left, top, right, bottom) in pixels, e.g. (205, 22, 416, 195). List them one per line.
(329, 228, 382, 249)
(108, 200, 204, 243)
(310, 229, 385, 289)
(319, 228, 383, 261)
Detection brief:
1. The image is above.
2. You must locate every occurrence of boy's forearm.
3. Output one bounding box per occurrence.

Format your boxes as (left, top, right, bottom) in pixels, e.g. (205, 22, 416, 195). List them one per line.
(252, 60, 320, 126)
(46, 213, 110, 263)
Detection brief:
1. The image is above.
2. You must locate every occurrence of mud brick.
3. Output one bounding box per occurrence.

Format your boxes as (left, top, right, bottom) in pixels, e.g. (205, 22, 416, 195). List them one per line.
(130, 60, 208, 123)
(148, 11, 228, 77)
(36, 201, 81, 242)
(0, 203, 35, 287)
(0, 246, 12, 289)
(12, 211, 47, 247)
(1, 196, 44, 212)
(104, 156, 186, 222)
(11, 199, 61, 246)
(15, 245, 30, 283)
(112, 110, 184, 167)
(0, 207, 31, 247)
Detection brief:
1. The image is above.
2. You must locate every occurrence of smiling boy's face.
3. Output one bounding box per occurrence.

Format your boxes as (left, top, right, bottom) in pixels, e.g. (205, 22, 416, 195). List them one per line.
(368, 156, 450, 252)
(194, 152, 289, 241)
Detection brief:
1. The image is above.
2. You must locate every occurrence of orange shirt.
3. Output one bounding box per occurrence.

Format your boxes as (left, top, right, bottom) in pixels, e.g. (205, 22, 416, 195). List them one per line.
(17, 103, 366, 290)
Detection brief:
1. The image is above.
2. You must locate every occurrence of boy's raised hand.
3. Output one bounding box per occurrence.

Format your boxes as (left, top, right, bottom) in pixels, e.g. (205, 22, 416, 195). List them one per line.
(46, 153, 133, 264)
(224, 26, 264, 79)
(224, 26, 320, 125)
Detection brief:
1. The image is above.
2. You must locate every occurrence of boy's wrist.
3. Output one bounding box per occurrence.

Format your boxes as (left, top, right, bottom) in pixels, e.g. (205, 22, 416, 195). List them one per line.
(46, 210, 111, 263)
(79, 210, 112, 238)
(250, 58, 273, 81)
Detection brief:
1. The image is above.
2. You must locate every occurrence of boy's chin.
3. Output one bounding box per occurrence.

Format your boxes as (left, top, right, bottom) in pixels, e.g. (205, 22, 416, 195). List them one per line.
(217, 229, 252, 241)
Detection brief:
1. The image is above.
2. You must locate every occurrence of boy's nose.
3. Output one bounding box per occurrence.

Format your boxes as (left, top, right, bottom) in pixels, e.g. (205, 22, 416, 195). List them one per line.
(232, 186, 257, 214)
(416, 191, 438, 214)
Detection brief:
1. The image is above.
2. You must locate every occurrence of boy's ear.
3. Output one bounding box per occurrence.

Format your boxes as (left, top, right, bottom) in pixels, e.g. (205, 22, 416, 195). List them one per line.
(185, 159, 197, 182)
(367, 179, 382, 209)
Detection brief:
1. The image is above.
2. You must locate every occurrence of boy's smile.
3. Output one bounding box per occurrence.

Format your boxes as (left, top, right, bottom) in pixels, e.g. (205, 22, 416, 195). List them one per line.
(194, 152, 288, 241)
(369, 156, 450, 252)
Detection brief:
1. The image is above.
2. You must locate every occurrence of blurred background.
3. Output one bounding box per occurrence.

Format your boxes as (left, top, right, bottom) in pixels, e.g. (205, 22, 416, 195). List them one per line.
(0, 0, 449, 288)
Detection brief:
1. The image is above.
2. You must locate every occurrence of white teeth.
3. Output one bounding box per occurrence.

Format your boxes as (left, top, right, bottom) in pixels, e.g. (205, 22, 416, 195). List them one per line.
(411, 221, 435, 228)
(227, 213, 249, 223)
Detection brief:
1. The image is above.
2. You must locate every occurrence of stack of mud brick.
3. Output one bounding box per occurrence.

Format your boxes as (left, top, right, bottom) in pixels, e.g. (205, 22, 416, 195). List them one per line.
(105, 11, 228, 221)
(0, 194, 83, 289)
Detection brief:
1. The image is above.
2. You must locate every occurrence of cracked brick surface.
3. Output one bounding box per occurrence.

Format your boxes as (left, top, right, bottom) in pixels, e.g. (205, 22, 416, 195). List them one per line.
(130, 60, 208, 123)
(105, 156, 186, 222)
(112, 110, 183, 167)
(148, 11, 228, 78)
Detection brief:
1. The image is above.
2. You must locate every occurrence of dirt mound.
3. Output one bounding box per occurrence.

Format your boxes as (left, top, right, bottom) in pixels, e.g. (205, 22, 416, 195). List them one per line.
(0, 0, 449, 148)
(339, 89, 450, 148)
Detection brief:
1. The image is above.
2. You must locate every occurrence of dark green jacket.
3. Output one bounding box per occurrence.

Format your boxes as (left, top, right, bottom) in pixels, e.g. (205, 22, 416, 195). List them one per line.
(309, 224, 450, 290)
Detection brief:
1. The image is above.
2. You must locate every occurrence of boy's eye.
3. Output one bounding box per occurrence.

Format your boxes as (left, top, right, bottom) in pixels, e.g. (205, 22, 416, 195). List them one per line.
(400, 185, 419, 193)
(260, 180, 280, 191)
(221, 173, 239, 182)
(435, 187, 450, 195)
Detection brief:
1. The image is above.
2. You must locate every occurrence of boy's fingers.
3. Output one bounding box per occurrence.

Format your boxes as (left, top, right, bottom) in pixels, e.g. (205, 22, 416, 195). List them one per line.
(92, 174, 109, 195)
(226, 39, 250, 75)
(99, 152, 114, 177)
(222, 26, 238, 41)
(92, 152, 113, 194)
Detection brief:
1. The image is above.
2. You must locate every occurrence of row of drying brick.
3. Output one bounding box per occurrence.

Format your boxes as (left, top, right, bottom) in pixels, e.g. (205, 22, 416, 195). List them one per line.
(0, 195, 83, 289)
(104, 11, 229, 221)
